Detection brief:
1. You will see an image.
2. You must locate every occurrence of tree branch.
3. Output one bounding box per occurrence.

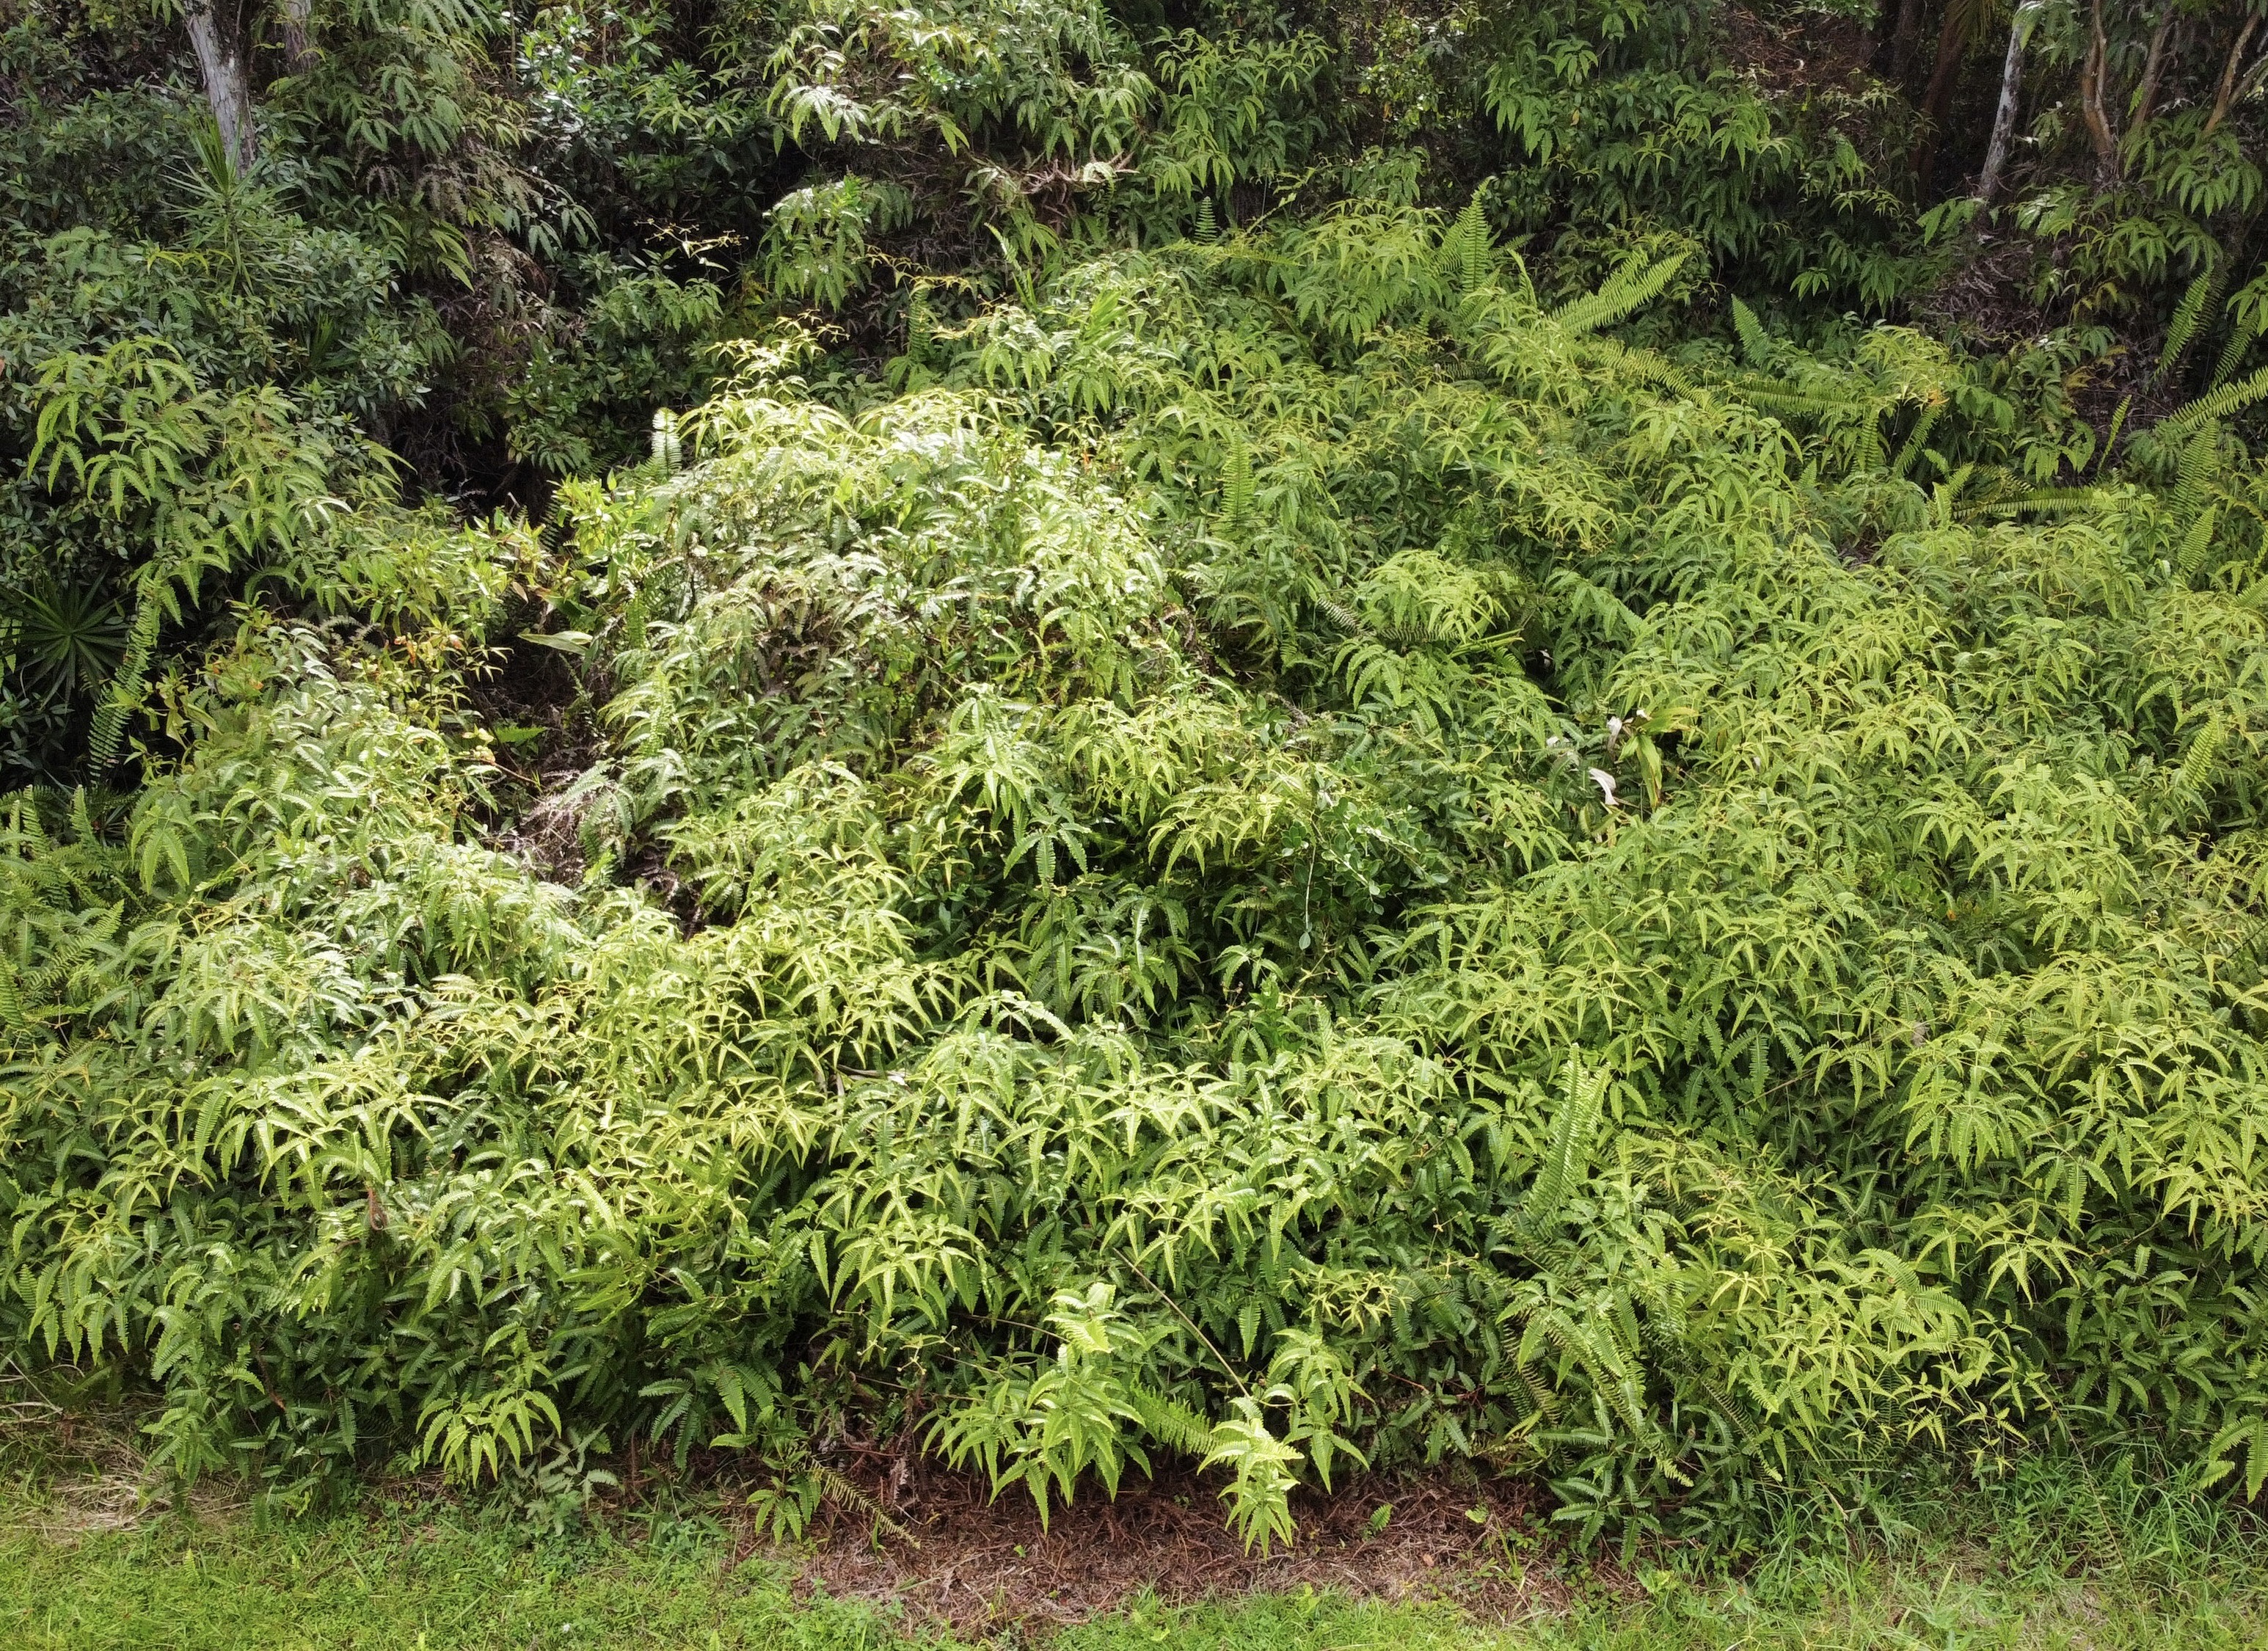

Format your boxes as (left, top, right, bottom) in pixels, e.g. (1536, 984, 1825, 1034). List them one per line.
(2206, 12, 2263, 136)
(2130, 0, 2176, 131)
(278, 0, 315, 76)
(1889, 0, 1927, 85)
(1977, 1, 2044, 204)
(2078, 0, 2120, 186)
(1911, 0, 1975, 191)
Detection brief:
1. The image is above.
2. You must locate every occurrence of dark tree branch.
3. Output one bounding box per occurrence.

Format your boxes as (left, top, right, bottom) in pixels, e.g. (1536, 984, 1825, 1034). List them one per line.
(1889, 0, 1927, 85)
(1911, 0, 1975, 190)
(278, 0, 315, 75)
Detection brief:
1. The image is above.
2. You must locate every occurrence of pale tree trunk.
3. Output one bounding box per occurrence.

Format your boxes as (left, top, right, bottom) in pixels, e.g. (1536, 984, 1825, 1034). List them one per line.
(278, 0, 314, 74)
(2223, 49, 2268, 138)
(184, 0, 258, 175)
(2078, 0, 2120, 186)
(2132, 0, 2176, 132)
(2207, 14, 2263, 136)
(1976, 2, 2042, 205)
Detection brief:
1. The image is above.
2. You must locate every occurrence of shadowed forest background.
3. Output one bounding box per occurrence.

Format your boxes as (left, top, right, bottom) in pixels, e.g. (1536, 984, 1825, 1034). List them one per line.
(7, 0, 2268, 1556)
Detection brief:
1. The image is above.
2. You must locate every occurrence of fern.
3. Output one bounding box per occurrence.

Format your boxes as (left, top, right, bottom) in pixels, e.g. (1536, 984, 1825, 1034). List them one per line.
(2209, 318, 2261, 391)
(2156, 269, 2221, 382)
(1552, 252, 1688, 338)
(1729, 296, 1770, 367)
(1445, 195, 1492, 294)
(1892, 402, 1942, 479)
(1523, 1060, 1608, 1233)
(2177, 505, 2219, 581)
(2099, 394, 2132, 470)
(2157, 364, 2268, 438)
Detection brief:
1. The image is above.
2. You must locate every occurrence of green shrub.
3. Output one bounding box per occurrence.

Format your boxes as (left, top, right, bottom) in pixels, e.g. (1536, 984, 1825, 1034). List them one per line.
(10, 202, 2268, 1551)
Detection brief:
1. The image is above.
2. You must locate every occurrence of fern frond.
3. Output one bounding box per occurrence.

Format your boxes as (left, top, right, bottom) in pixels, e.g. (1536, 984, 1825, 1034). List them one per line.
(1128, 1383, 1214, 1455)
(2158, 269, 2221, 382)
(2174, 425, 2225, 514)
(1445, 195, 1491, 294)
(1973, 488, 2107, 516)
(2099, 394, 2132, 470)
(2209, 319, 2260, 390)
(1729, 296, 1769, 367)
(2174, 712, 2229, 801)
(2178, 505, 2220, 581)
(1553, 252, 1688, 338)
(1524, 1059, 1609, 1232)
(2157, 362, 2268, 437)
(1891, 403, 1941, 480)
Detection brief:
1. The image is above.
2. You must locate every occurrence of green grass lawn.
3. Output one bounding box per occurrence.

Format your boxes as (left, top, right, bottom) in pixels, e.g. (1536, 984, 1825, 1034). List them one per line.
(5, 1453, 2267, 1650)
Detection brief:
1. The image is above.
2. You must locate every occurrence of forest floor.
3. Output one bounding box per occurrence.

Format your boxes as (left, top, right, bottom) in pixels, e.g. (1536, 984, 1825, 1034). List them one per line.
(6, 1413, 2268, 1650)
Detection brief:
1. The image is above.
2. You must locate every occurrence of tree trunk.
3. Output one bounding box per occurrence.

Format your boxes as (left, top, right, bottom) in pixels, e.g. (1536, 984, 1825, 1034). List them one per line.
(2132, 0, 2177, 132)
(2079, 0, 2120, 186)
(1977, 1, 2042, 204)
(1910, 3, 1971, 193)
(278, 0, 315, 74)
(1889, 0, 1927, 84)
(2228, 51, 2268, 137)
(184, 0, 258, 175)
(2207, 14, 2262, 136)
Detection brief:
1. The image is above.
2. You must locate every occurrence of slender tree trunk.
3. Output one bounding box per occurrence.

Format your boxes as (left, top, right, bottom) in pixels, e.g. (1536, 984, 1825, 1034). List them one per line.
(183, 0, 258, 174)
(278, 0, 315, 74)
(1911, 3, 1970, 192)
(2231, 52, 2268, 135)
(2207, 14, 2262, 136)
(2079, 0, 2121, 186)
(2132, 0, 2177, 132)
(1977, 1, 2043, 204)
(1889, 0, 1927, 84)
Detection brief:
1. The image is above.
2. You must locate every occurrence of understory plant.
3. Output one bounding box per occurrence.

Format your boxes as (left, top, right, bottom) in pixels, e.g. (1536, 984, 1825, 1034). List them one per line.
(8, 194, 2268, 1551)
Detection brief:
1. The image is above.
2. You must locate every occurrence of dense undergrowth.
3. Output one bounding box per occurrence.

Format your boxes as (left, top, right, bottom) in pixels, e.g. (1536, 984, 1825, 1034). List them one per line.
(10, 0, 2268, 1556)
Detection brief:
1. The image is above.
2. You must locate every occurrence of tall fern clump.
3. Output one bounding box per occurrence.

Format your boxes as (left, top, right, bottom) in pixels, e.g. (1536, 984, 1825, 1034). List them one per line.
(10, 189, 2268, 1550)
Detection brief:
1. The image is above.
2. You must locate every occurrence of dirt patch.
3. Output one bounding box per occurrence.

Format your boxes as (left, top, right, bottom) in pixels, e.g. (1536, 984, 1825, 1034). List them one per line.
(754, 1457, 1614, 1639)
(463, 630, 613, 886)
(0, 1377, 241, 1541)
(1719, 4, 1884, 101)
(1914, 229, 2046, 349)
(1914, 230, 2191, 473)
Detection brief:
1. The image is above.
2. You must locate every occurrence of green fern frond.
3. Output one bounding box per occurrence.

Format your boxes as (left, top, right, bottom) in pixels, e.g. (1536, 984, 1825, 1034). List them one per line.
(1525, 1059, 1609, 1232)
(2158, 269, 2221, 382)
(2209, 319, 2261, 390)
(2099, 394, 2132, 470)
(1891, 403, 1941, 480)
(1443, 195, 1492, 294)
(1553, 252, 1688, 338)
(1974, 487, 2108, 516)
(2178, 505, 2220, 581)
(1729, 296, 1769, 367)
(1128, 1383, 1215, 1455)
(2158, 363, 2268, 438)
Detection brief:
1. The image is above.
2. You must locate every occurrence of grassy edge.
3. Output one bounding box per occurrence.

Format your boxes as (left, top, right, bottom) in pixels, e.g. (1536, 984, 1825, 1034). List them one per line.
(6, 1440, 2268, 1650)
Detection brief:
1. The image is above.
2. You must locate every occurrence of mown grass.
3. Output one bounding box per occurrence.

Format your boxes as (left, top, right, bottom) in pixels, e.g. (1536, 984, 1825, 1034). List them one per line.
(5, 1440, 2266, 1650)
